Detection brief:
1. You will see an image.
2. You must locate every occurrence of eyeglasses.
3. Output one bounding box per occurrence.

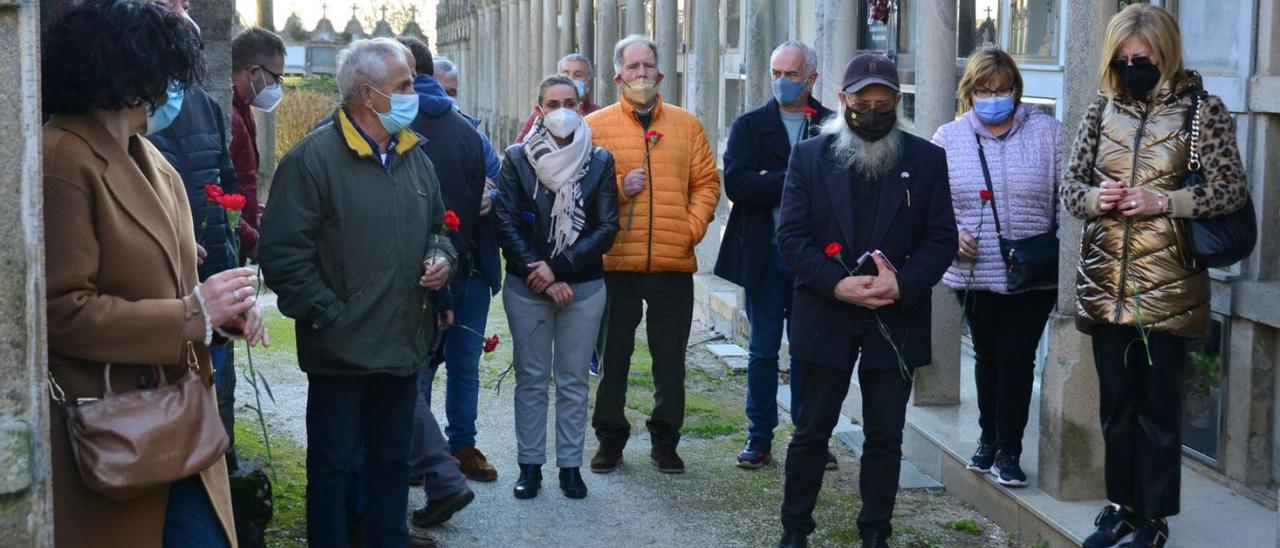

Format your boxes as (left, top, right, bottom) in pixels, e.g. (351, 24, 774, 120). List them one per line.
(847, 101, 896, 114)
(973, 87, 1014, 99)
(255, 65, 284, 85)
(1110, 55, 1154, 71)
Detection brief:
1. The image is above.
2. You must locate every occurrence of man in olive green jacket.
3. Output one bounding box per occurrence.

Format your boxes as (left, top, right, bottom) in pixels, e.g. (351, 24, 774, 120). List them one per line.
(259, 38, 454, 547)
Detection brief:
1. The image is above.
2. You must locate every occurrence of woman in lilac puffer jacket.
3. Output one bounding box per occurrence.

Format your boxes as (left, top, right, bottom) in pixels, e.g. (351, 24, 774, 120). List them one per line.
(931, 47, 1061, 488)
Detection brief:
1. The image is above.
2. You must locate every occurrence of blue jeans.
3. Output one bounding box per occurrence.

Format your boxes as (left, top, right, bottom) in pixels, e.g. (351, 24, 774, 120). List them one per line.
(426, 276, 492, 454)
(744, 245, 793, 445)
(305, 373, 417, 548)
(162, 475, 230, 547)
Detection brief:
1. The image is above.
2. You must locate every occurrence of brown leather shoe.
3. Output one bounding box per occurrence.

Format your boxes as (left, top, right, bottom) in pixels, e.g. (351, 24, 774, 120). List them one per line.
(650, 448, 685, 474)
(589, 446, 624, 473)
(453, 446, 498, 482)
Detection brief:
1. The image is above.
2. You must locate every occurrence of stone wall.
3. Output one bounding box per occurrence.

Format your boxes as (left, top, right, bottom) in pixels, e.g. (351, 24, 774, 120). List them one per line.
(0, 0, 53, 545)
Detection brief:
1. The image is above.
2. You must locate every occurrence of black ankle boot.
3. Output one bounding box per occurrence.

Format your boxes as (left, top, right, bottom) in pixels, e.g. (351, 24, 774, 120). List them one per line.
(513, 464, 542, 499)
(778, 527, 808, 547)
(559, 467, 588, 499)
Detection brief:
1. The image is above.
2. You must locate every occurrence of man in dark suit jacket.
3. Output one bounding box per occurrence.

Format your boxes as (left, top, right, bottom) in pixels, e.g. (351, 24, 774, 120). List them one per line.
(713, 40, 836, 470)
(775, 55, 957, 548)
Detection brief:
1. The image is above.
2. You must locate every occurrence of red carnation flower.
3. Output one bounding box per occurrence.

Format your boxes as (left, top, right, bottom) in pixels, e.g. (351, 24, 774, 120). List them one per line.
(217, 193, 247, 212)
(204, 183, 224, 202)
(645, 130, 663, 145)
(803, 107, 818, 118)
(824, 242, 843, 258)
(979, 189, 994, 202)
(443, 210, 461, 232)
(482, 334, 500, 353)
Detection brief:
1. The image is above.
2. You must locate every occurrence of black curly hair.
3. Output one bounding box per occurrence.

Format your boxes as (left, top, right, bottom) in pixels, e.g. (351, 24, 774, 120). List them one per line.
(42, 0, 205, 115)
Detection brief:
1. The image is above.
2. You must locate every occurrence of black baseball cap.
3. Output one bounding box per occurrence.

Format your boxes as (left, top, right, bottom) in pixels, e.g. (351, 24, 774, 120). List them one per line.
(841, 54, 900, 94)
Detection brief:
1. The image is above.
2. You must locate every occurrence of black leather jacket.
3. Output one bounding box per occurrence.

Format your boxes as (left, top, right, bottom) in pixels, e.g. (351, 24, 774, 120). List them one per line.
(495, 144, 620, 284)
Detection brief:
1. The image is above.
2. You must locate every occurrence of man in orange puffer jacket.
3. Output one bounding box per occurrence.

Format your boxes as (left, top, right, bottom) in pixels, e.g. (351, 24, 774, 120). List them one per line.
(586, 35, 721, 475)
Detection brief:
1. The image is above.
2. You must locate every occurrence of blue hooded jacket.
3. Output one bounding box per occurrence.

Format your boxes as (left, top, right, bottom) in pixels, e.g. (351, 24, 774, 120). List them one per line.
(411, 75, 503, 296)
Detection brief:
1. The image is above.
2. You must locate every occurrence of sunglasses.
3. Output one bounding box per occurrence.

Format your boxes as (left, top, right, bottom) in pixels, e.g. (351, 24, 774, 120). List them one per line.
(1110, 56, 1154, 71)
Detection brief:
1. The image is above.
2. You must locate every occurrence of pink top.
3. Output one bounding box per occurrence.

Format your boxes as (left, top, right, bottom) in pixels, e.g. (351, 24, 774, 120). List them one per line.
(931, 104, 1062, 294)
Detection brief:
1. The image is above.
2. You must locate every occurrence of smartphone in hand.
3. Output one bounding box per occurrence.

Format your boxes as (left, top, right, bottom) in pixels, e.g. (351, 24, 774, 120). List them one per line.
(852, 250, 898, 276)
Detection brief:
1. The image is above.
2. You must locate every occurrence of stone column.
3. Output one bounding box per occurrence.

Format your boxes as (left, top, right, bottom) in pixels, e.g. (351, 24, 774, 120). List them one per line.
(560, 0, 575, 54)
(520, 0, 532, 104)
(544, 0, 560, 75)
(577, 0, 594, 65)
(527, 0, 542, 96)
(817, 0, 858, 108)
(256, 0, 274, 29)
(656, 0, 678, 101)
(506, 0, 518, 144)
(908, 0, 959, 406)
(596, 0, 620, 105)
(691, 0, 721, 274)
(743, 0, 782, 109)
(626, 0, 645, 35)
(1038, 1, 1118, 502)
(0, 1, 53, 545)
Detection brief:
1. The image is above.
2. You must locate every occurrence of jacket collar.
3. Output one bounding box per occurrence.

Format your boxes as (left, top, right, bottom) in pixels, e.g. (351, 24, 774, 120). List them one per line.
(761, 95, 835, 141)
(332, 107, 422, 159)
(616, 93, 666, 129)
(816, 131, 912, 250)
(48, 114, 183, 288)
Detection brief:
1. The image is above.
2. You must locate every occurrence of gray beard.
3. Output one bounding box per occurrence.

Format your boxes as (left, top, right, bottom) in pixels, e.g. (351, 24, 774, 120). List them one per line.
(821, 115, 904, 181)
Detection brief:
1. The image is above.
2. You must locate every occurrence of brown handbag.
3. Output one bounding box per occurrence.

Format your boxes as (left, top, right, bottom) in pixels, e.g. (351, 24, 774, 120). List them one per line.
(51, 343, 229, 502)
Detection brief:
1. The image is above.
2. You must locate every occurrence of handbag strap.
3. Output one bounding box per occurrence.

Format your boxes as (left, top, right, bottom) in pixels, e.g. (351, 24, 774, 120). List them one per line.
(974, 134, 1004, 238)
(1185, 92, 1204, 173)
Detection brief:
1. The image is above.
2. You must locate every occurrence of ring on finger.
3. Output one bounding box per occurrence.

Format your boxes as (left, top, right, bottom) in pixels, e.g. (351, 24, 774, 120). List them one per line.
(1130, 200, 1138, 208)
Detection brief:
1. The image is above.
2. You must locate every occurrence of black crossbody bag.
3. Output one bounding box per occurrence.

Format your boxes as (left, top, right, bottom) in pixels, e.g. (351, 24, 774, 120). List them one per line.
(1181, 92, 1257, 268)
(975, 134, 1059, 292)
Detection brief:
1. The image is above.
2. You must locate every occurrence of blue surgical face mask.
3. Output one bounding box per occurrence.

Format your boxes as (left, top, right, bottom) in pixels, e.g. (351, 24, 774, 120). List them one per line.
(573, 78, 587, 100)
(369, 86, 419, 134)
(973, 95, 1016, 125)
(146, 82, 185, 135)
(772, 77, 807, 106)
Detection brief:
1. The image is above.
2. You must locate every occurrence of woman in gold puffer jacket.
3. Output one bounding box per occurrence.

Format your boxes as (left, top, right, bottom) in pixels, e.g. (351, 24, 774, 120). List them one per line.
(1060, 6, 1249, 547)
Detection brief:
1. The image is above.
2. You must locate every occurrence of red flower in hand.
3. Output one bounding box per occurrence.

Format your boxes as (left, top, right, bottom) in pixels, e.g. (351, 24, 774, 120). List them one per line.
(482, 334, 500, 353)
(217, 193, 247, 212)
(824, 242, 844, 258)
(443, 210, 461, 232)
(803, 107, 818, 118)
(645, 130, 663, 145)
(204, 184, 224, 202)
(979, 189, 994, 202)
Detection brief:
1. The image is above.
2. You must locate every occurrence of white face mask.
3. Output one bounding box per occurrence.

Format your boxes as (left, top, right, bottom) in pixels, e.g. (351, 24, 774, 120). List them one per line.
(250, 70, 283, 112)
(542, 107, 581, 139)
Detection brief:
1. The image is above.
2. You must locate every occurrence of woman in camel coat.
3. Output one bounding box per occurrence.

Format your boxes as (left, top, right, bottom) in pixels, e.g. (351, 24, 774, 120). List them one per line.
(42, 1, 266, 545)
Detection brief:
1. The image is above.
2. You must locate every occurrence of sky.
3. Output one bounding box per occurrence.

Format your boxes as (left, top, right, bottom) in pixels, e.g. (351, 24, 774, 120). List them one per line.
(234, 0, 438, 43)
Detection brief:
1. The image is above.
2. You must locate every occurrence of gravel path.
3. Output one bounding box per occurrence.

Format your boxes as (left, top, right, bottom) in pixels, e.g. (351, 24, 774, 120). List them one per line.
(239, 291, 1009, 547)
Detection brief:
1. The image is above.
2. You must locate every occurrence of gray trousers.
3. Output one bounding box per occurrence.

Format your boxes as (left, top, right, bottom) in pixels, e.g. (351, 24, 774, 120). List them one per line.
(504, 276, 607, 467)
(410, 371, 469, 501)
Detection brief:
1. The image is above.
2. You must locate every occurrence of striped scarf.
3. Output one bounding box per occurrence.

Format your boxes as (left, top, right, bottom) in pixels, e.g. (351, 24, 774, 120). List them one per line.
(523, 116, 592, 257)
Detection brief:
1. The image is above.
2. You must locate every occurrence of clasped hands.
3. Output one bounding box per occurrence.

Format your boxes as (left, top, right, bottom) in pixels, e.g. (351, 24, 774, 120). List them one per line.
(834, 252, 900, 310)
(1098, 180, 1166, 217)
(526, 260, 574, 307)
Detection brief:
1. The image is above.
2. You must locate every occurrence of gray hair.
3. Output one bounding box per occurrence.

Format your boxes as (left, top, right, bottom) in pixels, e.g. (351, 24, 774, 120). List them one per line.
(613, 34, 659, 73)
(433, 56, 458, 79)
(558, 53, 594, 77)
(336, 38, 412, 102)
(771, 40, 818, 77)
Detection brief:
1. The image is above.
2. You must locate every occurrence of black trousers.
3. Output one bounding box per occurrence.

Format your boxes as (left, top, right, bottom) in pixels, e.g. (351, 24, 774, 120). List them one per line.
(1091, 324, 1188, 520)
(781, 355, 913, 537)
(592, 272, 694, 450)
(956, 289, 1055, 454)
(305, 372, 417, 548)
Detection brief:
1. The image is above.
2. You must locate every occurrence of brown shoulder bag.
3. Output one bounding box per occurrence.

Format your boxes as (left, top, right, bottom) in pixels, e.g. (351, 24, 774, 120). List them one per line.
(51, 342, 229, 502)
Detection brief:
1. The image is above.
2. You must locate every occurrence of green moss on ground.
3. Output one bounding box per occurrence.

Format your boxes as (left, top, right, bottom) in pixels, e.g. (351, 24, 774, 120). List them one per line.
(234, 420, 307, 547)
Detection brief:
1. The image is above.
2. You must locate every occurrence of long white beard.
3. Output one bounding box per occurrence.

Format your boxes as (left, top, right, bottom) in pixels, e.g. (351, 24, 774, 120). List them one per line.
(821, 115, 904, 181)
